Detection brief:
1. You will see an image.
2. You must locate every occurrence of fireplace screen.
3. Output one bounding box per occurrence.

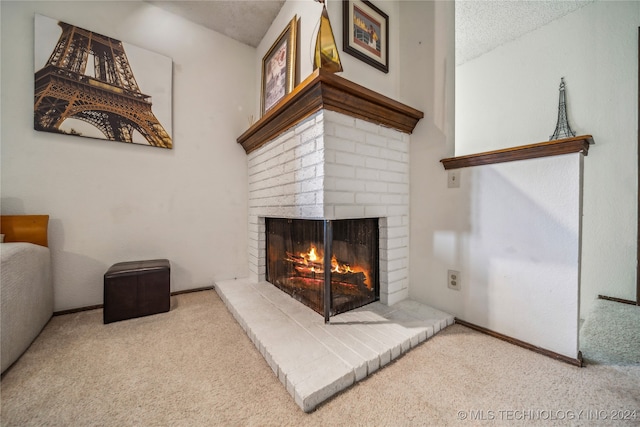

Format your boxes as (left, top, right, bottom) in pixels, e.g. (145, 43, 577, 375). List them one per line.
(266, 218, 379, 318)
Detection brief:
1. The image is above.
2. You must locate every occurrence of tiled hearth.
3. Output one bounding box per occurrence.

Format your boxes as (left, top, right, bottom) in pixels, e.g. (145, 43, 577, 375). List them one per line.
(215, 278, 454, 412)
(219, 70, 453, 412)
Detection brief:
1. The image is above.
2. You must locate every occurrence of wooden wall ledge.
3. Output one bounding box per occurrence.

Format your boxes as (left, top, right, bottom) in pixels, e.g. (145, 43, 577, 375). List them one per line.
(440, 135, 594, 170)
(237, 69, 424, 154)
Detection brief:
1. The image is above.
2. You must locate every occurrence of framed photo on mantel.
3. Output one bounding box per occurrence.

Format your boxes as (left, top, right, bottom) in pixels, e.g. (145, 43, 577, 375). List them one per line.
(261, 16, 298, 116)
(343, 0, 389, 73)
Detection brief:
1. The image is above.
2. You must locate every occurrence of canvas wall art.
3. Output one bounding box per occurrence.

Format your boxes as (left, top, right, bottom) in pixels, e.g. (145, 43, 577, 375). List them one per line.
(34, 14, 173, 149)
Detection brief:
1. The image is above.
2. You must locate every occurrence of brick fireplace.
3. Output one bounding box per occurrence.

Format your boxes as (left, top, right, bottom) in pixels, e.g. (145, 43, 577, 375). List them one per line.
(215, 70, 456, 412)
(238, 69, 423, 315)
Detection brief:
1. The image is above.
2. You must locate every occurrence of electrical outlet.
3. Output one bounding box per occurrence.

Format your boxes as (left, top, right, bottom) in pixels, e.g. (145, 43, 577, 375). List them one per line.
(448, 270, 461, 291)
(447, 170, 460, 188)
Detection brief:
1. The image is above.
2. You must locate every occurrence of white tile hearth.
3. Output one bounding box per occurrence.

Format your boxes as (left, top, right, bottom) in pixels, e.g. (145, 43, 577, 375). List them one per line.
(214, 278, 454, 412)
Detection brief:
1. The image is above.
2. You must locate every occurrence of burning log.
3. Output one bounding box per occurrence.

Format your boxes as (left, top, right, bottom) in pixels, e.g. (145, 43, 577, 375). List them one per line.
(285, 252, 323, 271)
(284, 251, 369, 290)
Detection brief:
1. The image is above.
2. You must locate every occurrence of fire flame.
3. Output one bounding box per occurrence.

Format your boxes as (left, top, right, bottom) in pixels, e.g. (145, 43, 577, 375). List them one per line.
(296, 245, 372, 289)
(331, 255, 352, 274)
(302, 245, 320, 262)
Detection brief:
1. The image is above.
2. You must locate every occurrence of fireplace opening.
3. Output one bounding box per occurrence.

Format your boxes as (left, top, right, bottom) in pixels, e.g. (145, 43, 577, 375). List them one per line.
(266, 217, 379, 317)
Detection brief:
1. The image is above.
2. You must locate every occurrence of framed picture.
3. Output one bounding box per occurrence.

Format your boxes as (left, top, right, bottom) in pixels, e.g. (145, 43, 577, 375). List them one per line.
(342, 0, 388, 73)
(261, 16, 298, 115)
(34, 14, 173, 149)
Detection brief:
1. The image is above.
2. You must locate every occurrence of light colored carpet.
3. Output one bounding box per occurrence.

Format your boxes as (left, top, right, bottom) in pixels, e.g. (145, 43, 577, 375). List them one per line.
(2, 290, 639, 426)
(580, 298, 640, 367)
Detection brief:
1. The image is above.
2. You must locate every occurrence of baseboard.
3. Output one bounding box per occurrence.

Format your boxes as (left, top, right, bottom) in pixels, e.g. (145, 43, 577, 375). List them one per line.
(170, 286, 214, 296)
(597, 294, 638, 306)
(53, 304, 103, 316)
(454, 318, 583, 367)
(53, 286, 215, 316)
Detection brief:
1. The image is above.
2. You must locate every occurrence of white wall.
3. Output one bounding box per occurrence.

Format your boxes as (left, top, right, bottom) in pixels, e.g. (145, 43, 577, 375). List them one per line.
(1, 1, 255, 311)
(400, 1, 460, 316)
(401, 1, 584, 359)
(254, 0, 400, 120)
(456, 1, 639, 315)
(399, 0, 454, 313)
(458, 156, 583, 358)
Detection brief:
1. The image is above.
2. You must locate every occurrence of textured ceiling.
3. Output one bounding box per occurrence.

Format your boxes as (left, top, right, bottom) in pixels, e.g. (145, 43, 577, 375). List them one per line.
(149, 1, 594, 63)
(148, 0, 285, 47)
(456, 0, 594, 65)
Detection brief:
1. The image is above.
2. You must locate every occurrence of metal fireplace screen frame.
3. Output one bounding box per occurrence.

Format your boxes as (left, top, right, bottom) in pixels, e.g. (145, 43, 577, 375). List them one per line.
(265, 218, 379, 322)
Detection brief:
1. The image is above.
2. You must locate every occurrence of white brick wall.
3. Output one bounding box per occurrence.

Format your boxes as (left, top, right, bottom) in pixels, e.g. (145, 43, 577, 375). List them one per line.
(247, 110, 411, 306)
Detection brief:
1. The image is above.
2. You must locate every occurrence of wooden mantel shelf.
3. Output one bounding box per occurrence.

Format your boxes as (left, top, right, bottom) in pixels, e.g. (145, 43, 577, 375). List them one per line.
(237, 69, 424, 154)
(440, 135, 594, 170)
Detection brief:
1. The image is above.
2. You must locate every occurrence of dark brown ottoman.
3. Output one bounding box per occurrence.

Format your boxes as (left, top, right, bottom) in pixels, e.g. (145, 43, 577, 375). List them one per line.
(104, 259, 170, 324)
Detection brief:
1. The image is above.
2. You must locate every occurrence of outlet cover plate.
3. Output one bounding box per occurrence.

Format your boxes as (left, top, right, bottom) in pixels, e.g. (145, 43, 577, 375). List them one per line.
(448, 270, 461, 290)
(448, 170, 460, 188)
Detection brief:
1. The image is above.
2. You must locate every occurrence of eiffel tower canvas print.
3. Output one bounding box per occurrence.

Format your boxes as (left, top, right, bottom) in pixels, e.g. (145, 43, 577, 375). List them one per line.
(34, 15, 173, 149)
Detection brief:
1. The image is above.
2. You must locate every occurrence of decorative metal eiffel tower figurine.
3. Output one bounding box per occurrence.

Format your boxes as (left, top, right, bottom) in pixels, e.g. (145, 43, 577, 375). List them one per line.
(550, 77, 576, 141)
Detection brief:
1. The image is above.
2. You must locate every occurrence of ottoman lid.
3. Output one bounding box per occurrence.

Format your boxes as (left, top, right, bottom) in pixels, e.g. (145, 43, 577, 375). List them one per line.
(105, 259, 170, 276)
